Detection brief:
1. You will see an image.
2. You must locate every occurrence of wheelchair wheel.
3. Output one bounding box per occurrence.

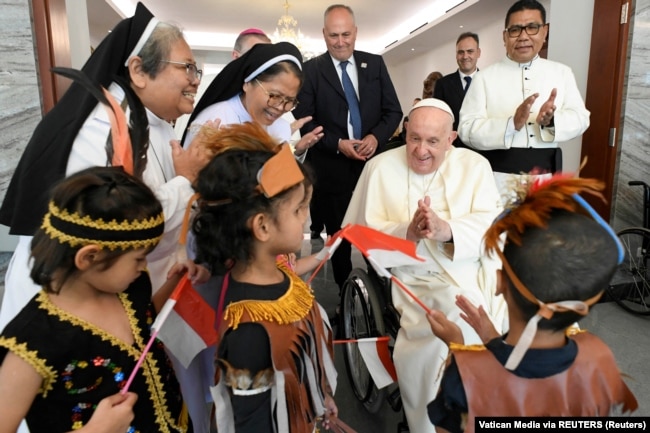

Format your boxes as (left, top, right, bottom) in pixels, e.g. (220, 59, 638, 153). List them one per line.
(340, 268, 388, 413)
(607, 227, 650, 315)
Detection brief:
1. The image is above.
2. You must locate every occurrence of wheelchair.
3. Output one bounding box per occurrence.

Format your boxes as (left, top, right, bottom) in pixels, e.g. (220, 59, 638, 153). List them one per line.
(339, 264, 409, 432)
(607, 180, 650, 315)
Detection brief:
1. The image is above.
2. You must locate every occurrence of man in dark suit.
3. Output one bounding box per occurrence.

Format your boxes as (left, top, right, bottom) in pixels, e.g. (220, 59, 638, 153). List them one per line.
(433, 32, 481, 148)
(294, 4, 402, 290)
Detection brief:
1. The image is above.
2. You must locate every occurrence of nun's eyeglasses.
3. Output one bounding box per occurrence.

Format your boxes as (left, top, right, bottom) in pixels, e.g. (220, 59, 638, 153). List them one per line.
(161, 60, 203, 82)
(255, 79, 299, 111)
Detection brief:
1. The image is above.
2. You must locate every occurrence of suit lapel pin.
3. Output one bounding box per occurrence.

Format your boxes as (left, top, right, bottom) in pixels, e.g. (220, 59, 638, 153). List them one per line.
(361, 62, 367, 68)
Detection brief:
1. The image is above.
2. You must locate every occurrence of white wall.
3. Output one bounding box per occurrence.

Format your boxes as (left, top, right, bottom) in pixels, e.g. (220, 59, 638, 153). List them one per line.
(67, 0, 91, 69)
(386, 17, 504, 113)
(547, 0, 594, 173)
(384, 0, 594, 173)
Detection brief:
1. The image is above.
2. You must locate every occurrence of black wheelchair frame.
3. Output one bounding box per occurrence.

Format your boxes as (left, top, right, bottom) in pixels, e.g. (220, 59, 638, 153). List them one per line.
(339, 265, 409, 432)
(606, 180, 650, 315)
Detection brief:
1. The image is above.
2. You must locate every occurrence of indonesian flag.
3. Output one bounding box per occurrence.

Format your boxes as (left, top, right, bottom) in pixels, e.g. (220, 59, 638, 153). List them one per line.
(357, 336, 398, 389)
(341, 224, 428, 271)
(154, 275, 218, 368)
(309, 224, 429, 284)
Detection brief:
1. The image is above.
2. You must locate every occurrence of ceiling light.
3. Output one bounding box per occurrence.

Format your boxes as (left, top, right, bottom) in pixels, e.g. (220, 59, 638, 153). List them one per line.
(271, 1, 305, 51)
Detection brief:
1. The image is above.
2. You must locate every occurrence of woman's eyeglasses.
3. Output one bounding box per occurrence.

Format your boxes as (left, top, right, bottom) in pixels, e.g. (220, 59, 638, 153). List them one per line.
(161, 60, 203, 82)
(255, 79, 299, 111)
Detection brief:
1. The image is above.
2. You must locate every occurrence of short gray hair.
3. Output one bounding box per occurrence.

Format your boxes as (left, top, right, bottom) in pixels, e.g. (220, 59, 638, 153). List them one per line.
(324, 4, 355, 21)
(137, 22, 185, 78)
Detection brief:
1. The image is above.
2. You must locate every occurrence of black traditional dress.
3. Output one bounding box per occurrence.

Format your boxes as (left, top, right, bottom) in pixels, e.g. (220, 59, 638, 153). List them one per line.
(0, 273, 187, 433)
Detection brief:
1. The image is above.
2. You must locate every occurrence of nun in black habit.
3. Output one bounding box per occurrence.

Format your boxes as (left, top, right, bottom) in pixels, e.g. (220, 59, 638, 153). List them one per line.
(181, 41, 323, 157)
(0, 3, 211, 430)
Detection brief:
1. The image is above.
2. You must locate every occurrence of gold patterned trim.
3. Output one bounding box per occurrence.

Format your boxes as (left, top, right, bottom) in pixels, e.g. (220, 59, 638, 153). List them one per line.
(37, 290, 186, 432)
(41, 201, 164, 251)
(0, 336, 58, 397)
(224, 263, 314, 330)
(449, 342, 486, 352)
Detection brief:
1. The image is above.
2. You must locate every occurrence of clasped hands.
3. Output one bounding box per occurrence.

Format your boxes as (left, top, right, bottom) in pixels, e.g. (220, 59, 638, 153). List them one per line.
(338, 134, 378, 161)
(407, 196, 452, 243)
(514, 87, 557, 131)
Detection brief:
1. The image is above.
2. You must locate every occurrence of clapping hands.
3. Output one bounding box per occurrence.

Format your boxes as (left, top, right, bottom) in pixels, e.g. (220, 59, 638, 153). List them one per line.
(427, 294, 500, 346)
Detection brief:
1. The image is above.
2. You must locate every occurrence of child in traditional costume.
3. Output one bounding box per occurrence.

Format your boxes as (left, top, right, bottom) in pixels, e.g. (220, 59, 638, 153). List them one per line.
(0, 167, 194, 433)
(190, 122, 338, 433)
(426, 176, 638, 432)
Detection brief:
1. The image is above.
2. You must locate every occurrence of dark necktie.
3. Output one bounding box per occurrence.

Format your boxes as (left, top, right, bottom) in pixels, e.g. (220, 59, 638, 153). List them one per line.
(340, 60, 362, 139)
(464, 75, 472, 92)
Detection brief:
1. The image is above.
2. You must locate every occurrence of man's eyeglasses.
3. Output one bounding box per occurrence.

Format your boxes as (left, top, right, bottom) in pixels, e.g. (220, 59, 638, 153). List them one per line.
(255, 79, 299, 112)
(505, 23, 545, 38)
(161, 60, 203, 82)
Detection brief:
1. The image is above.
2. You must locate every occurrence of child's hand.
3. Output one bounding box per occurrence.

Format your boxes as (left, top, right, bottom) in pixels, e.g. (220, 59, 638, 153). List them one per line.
(286, 253, 298, 270)
(167, 261, 211, 285)
(455, 295, 499, 343)
(83, 391, 138, 433)
(187, 264, 211, 285)
(427, 309, 463, 346)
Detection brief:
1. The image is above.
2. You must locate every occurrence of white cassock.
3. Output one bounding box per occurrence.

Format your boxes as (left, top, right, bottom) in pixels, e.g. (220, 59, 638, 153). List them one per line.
(458, 55, 590, 196)
(343, 146, 507, 433)
(0, 82, 211, 432)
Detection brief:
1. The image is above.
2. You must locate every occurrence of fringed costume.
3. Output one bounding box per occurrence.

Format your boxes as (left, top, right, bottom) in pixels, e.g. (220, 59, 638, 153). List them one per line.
(211, 263, 336, 433)
(428, 331, 638, 433)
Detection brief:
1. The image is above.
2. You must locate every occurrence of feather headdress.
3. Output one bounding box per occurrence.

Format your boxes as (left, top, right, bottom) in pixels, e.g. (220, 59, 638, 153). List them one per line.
(485, 174, 607, 254)
(484, 174, 623, 370)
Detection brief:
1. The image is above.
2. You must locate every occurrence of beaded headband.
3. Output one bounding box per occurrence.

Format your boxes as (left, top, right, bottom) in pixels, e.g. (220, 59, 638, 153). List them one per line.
(41, 201, 164, 251)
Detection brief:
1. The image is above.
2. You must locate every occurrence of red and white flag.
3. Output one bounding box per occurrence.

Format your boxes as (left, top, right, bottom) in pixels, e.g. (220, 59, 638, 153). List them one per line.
(154, 275, 218, 368)
(342, 224, 428, 272)
(357, 336, 398, 389)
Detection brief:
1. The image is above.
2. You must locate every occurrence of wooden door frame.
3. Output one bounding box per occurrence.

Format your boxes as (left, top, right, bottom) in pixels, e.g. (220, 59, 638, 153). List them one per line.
(580, 0, 631, 220)
(30, 0, 71, 114)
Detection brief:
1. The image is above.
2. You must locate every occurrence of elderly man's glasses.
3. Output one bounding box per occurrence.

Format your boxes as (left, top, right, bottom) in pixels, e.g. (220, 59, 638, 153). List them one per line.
(161, 60, 203, 82)
(255, 79, 299, 112)
(505, 23, 545, 38)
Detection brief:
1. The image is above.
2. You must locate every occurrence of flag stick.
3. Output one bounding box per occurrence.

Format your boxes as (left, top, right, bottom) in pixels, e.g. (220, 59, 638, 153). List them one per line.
(121, 329, 160, 394)
(332, 336, 390, 344)
(120, 275, 187, 394)
(391, 276, 432, 315)
(365, 256, 431, 315)
(306, 257, 328, 285)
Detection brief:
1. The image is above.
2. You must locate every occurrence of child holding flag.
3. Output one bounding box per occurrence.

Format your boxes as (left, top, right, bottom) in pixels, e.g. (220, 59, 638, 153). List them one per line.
(191, 122, 339, 433)
(0, 167, 197, 433)
(426, 176, 638, 432)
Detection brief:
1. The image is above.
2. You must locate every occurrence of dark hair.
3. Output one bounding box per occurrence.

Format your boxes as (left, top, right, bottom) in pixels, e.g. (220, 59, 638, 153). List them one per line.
(30, 167, 163, 293)
(254, 60, 304, 88)
(137, 22, 185, 78)
(422, 71, 443, 99)
(457, 31, 479, 46)
(192, 123, 313, 274)
(504, 210, 618, 330)
(505, 0, 546, 28)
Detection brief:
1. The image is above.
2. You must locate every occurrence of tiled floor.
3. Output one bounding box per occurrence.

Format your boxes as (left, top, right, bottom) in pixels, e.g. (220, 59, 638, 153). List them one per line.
(301, 235, 650, 431)
(1, 238, 649, 432)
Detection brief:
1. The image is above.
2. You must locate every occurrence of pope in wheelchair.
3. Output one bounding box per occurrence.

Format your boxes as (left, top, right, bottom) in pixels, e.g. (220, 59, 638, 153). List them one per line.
(342, 98, 507, 433)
